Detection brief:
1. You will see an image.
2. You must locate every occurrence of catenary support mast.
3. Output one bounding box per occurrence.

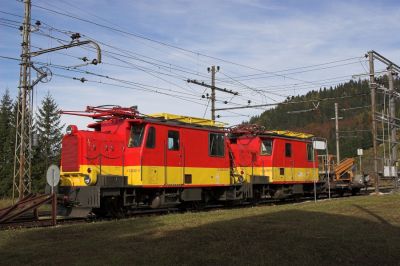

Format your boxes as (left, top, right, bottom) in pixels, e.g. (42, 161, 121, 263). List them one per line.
(12, 0, 102, 201)
(13, 0, 33, 201)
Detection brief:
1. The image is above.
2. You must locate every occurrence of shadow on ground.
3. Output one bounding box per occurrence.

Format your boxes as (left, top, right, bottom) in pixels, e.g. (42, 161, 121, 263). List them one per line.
(0, 208, 399, 265)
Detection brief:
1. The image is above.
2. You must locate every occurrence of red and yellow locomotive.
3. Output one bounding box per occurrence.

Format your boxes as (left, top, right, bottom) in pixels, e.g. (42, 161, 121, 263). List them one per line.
(58, 106, 323, 216)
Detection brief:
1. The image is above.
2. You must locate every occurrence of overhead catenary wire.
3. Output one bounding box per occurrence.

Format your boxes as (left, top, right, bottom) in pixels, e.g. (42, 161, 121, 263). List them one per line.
(52, 72, 248, 118)
(31, 29, 265, 106)
(0, 54, 206, 104)
(52, 72, 208, 106)
(219, 59, 367, 82)
(25, 3, 365, 89)
(1, 7, 375, 120)
(34, 1, 370, 87)
(341, 105, 371, 111)
(29, 58, 248, 107)
(3, 8, 368, 104)
(1, 9, 372, 106)
(214, 92, 371, 111)
(0, 11, 212, 82)
(2, 6, 367, 88)
(5, 26, 253, 107)
(0, 52, 373, 124)
(31, 30, 212, 96)
(0, 54, 373, 114)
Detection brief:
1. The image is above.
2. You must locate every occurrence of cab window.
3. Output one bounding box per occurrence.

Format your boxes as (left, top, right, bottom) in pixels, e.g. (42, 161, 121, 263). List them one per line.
(128, 124, 145, 147)
(209, 133, 225, 157)
(168, 130, 180, 150)
(307, 143, 314, 161)
(260, 139, 273, 155)
(146, 126, 156, 148)
(285, 143, 292, 157)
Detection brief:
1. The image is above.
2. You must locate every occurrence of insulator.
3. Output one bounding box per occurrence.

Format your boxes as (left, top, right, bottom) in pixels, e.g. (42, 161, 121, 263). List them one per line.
(71, 32, 81, 40)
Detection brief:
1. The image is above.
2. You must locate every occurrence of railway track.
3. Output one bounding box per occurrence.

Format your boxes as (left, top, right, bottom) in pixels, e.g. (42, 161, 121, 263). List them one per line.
(0, 186, 396, 230)
(0, 213, 87, 230)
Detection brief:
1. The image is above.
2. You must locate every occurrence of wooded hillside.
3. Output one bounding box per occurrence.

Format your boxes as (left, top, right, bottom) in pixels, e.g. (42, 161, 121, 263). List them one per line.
(250, 77, 400, 158)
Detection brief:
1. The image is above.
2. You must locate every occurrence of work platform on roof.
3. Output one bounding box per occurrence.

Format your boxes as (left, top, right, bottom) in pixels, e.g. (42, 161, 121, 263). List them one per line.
(148, 113, 227, 127)
(265, 130, 314, 139)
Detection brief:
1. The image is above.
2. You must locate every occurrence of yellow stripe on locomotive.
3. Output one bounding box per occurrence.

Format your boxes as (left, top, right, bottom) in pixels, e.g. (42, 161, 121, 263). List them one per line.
(61, 165, 231, 187)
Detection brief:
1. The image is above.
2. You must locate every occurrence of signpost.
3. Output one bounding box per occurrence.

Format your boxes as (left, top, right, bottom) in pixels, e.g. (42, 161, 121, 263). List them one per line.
(357, 149, 363, 175)
(46, 165, 60, 225)
(313, 139, 329, 201)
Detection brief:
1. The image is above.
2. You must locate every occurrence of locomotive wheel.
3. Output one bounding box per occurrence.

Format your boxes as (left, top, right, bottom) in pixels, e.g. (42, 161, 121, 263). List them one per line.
(351, 188, 360, 196)
(92, 207, 107, 218)
(191, 201, 206, 211)
(177, 201, 205, 211)
(105, 197, 126, 218)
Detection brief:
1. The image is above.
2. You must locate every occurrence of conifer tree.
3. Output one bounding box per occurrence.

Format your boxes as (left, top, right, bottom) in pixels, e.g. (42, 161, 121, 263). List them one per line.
(0, 90, 15, 197)
(32, 92, 64, 192)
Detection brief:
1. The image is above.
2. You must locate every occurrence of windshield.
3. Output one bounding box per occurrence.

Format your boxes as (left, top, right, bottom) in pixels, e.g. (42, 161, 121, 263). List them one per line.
(261, 139, 273, 155)
(128, 124, 145, 147)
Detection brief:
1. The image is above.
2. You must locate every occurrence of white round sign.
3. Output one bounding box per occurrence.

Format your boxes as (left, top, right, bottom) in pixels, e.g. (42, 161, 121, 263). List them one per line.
(46, 164, 60, 187)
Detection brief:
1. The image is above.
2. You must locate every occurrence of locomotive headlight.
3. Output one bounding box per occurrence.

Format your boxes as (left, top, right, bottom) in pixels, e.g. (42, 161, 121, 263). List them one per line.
(66, 125, 78, 135)
(66, 125, 73, 135)
(84, 175, 91, 185)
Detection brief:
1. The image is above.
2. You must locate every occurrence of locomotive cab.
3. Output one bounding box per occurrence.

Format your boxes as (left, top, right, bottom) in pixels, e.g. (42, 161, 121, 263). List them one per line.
(58, 107, 233, 217)
(228, 130, 321, 199)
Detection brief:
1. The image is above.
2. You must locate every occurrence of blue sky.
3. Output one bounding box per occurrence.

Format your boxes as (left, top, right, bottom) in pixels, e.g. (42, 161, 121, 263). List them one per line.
(1, 0, 400, 128)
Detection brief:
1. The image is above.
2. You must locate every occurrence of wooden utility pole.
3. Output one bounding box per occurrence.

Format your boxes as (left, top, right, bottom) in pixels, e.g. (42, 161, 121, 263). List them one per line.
(330, 103, 342, 164)
(368, 51, 379, 194)
(334, 103, 341, 163)
(187, 66, 238, 121)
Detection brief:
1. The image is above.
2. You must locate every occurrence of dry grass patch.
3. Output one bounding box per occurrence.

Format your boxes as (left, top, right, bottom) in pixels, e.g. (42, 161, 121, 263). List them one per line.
(0, 193, 399, 265)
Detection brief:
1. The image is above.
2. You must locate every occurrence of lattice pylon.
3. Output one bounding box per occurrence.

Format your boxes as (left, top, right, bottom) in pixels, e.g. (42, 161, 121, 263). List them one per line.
(12, 0, 33, 202)
(12, 72, 33, 201)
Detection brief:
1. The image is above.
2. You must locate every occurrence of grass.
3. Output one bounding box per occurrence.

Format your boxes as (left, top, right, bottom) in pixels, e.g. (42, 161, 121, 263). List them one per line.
(0, 198, 13, 209)
(0, 198, 51, 212)
(0, 194, 400, 266)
